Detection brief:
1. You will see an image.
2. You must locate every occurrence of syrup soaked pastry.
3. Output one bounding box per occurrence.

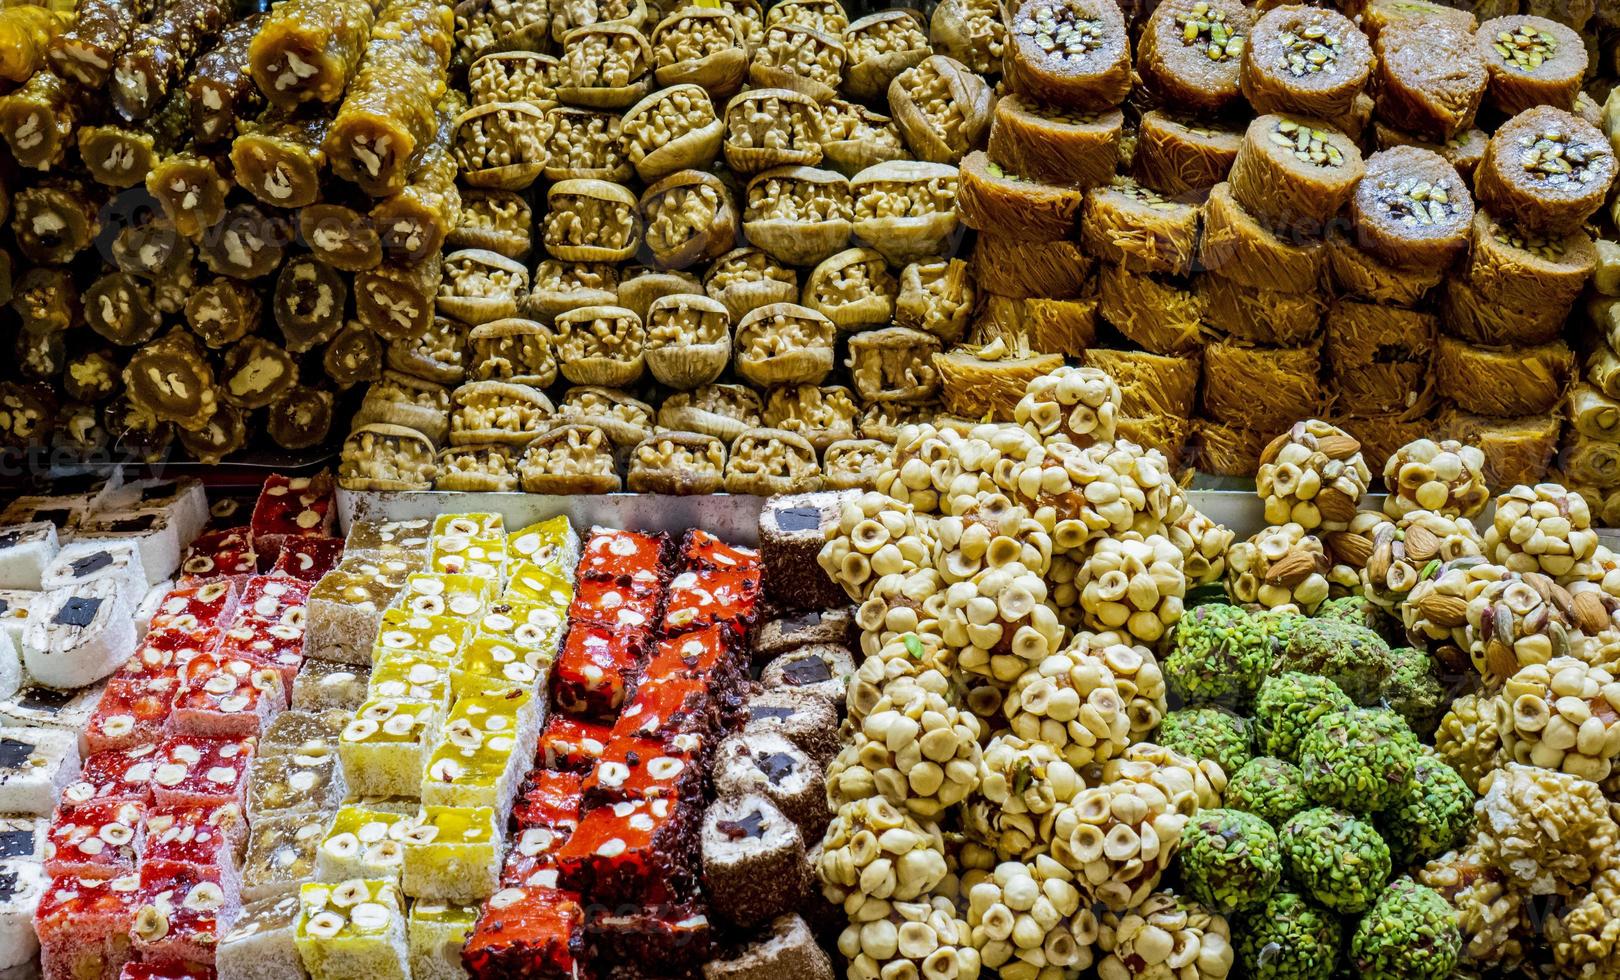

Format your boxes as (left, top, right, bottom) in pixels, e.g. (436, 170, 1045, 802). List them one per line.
(47, 0, 158, 88)
(956, 150, 1082, 242)
(1198, 181, 1324, 293)
(1137, 0, 1252, 114)
(988, 95, 1121, 188)
(1133, 111, 1241, 194)
(1476, 16, 1586, 115)
(371, 96, 465, 262)
(268, 385, 335, 450)
(1372, 19, 1486, 140)
(177, 402, 247, 464)
(1349, 145, 1474, 271)
(78, 97, 189, 189)
(187, 15, 265, 144)
(1465, 209, 1595, 310)
(1473, 105, 1615, 237)
(1003, 0, 1132, 110)
(123, 330, 219, 430)
(1240, 5, 1371, 119)
(1080, 175, 1201, 276)
(84, 273, 161, 347)
(1227, 112, 1364, 229)
(0, 70, 76, 170)
(248, 0, 376, 109)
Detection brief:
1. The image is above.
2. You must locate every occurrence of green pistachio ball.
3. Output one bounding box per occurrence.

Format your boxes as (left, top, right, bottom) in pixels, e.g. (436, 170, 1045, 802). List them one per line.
(1157, 707, 1252, 777)
(1315, 595, 1388, 634)
(1226, 757, 1311, 826)
(1238, 891, 1342, 980)
(1165, 604, 1273, 708)
(1254, 672, 1353, 762)
(1281, 806, 1392, 914)
(1257, 609, 1307, 657)
(1179, 808, 1283, 913)
(1298, 707, 1419, 813)
(1274, 618, 1394, 704)
(1379, 748, 1473, 864)
(1378, 645, 1448, 737)
(1350, 878, 1463, 980)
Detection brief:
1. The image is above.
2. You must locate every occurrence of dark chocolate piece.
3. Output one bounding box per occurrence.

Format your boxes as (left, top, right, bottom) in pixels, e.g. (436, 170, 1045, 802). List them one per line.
(0, 737, 34, 770)
(781, 657, 831, 684)
(774, 507, 821, 533)
(69, 552, 113, 577)
(54, 596, 103, 627)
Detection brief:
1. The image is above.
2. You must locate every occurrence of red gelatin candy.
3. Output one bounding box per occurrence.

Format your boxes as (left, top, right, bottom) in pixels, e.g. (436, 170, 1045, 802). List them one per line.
(538, 716, 612, 774)
(579, 528, 668, 589)
(581, 737, 701, 807)
(140, 801, 246, 878)
(149, 735, 255, 808)
(171, 654, 286, 737)
(61, 744, 162, 808)
(463, 886, 587, 980)
(270, 535, 344, 581)
(87, 677, 180, 753)
(234, 576, 311, 630)
(148, 581, 241, 634)
(554, 795, 698, 906)
(44, 799, 145, 879)
(680, 529, 761, 572)
(662, 568, 761, 635)
(249, 473, 335, 559)
(131, 859, 240, 965)
(35, 872, 143, 980)
(551, 625, 647, 720)
(180, 529, 257, 582)
(568, 577, 662, 632)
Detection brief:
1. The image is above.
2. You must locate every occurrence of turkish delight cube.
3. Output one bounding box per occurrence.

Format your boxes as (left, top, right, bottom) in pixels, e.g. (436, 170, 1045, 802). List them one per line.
(512, 770, 583, 833)
(97, 478, 209, 544)
(537, 716, 610, 774)
(507, 517, 579, 581)
(77, 511, 183, 586)
(294, 878, 409, 980)
(0, 816, 45, 862)
(662, 568, 762, 636)
(611, 673, 720, 749)
(131, 859, 241, 965)
(0, 679, 106, 732)
(452, 636, 554, 700)
(680, 529, 761, 573)
(262, 708, 350, 757)
(23, 579, 138, 689)
(273, 537, 345, 582)
(408, 900, 479, 980)
(344, 519, 433, 561)
(218, 892, 308, 980)
(236, 576, 312, 630)
(587, 900, 713, 971)
(119, 959, 218, 980)
(0, 522, 59, 590)
(433, 514, 506, 539)
(423, 689, 541, 814)
(397, 572, 496, 620)
(0, 589, 36, 650)
(243, 810, 331, 902)
(501, 562, 574, 611)
(34, 870, 142, 980)
(374, 608, 469, 662)
(150, 734, 256, 808)
(217, 618, 307, 694)
(42, 540, 147, 603)
(172, 654, 286, 737)
(646, 624, 744, 689)
(551, 624, 647, 720)
(181, 528, 257, 583)
(306, 558, 417, 664)
(568, 577, 660, 633)
(250, 473, 337, 559)
(0, 859, 48, 970)
(462, 886, 585, 980)
(579, 528, 670, 588)
(401, 805, 501, 904)
(554, 794, 699, 906)
(0, 724, 80, 813)
(1, 494, 88, 532)
(291, 659, 371, 712)
(142, 801, 247, 875)
(316, 806, 410, 882)
(127, 626, 223, 674)
(474, 600, 566, 654)
(60, 743, 158, 808)
(368, 650, 454, 708)
(582, 737, 702, 808)
(148, 580, 240, 634)
(428, 535, 507, 581)
(248, 747, 346, 821)
(339, 697, 441, 798)
(45, 798, 144, 879)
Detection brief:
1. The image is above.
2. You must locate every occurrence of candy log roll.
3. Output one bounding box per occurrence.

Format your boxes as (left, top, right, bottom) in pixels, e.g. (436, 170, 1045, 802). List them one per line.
(46, 0, 159, 88)
(248, 0, 378, 109)
(231, 115, 332, 208)
(111, 0, 234, 121)
(187, 15, 266, 144)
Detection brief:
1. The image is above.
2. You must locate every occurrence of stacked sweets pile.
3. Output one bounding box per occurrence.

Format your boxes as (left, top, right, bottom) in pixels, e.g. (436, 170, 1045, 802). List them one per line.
(0, 0, 457, 463)
(1566, 107, 1620, 524)
(0, 474, 345, 979)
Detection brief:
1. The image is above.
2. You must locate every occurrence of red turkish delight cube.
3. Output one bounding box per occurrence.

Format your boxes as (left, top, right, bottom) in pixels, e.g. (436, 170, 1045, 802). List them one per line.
(60, 744, 161, 808)
(610, 675, 717, 749)
(680, 529, 760, 573)
(180, 529, 257, 583)
(140, 802, 247, 878)
(87, 677, 179, 753)
(45, 799, 144, 879)
(551, 625, 647, 720)
(35, 872, 142, 980)
(149, 735, 255, 808)
(579, 528, 669, 589)
(463, 886, 586, 980)
(250, 473, 335, 559)
(216, 618, 306, 692)
(568, 577, 661, 632)
(171, 654, 286, 737)
(581, 738, 702, 808)
(137, 625, 225, 666)
(538, 716, 611, 774)
(119, 961, 217, 980)
(270, 536, 344, 581)
(554, 795, 698, 906)
(131, 859, 241, 966)
(513, 770, 584, 831)
(234, 576, 312, 630)
(662, 568, 761, 635)
(149, 581, 240, 634)
(585, 900, 712, 971)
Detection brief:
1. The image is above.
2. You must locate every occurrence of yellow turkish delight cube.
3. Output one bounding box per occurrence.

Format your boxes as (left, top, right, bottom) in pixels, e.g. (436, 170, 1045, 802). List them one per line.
(400, 806, 500, 903)
(294, 878, 408, 980)
(339, 697, 442, 798)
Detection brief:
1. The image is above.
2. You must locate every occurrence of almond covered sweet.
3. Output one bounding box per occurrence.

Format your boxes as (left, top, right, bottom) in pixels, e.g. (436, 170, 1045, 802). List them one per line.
(1254, 420, 1372, 532)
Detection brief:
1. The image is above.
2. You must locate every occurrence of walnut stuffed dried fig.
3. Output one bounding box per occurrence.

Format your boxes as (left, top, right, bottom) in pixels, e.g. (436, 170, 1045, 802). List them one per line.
(454, 0, 550, 62)
(714, 0, 764, 53)
(858, 401, 936, 443)
(542, 105, 634, 181)
(449, 380, 556, 445)
(846, 327, 943, 403)
(387, 315, 471, 385)
(454, 102, 549, 189)
(657, 383, 762, 441)
(638, 169, 737, 269)
(622, 83, 722, 182)
(723, 87, 823, 174)
(768, 0, 848, 34)
(468, 317, 558, 387)
(527, 259, 620, 322)
(896, 258, 975, 343)
(338, 421, 437, 489)
(518, 422, 621, 493)
(823, 438, 887, 490)
(750, 22, 846, 103)
(617, 265, 701, 320)
(802, 246, 897, 332)
(448, 189, 533, 258)
(743, 165, 852, 267)
(851, 160, 961, 265)
(704, 246, 799, 320)
(929, 0, 1005, 75)
(353, 370, 453, 445)
(628, 430, 727, 494)
(763, 383, 859, 450)
(544, 178, 640, 262)
(645, 292, 730, 389)
(558, 384, 655, 446)
(551, 0, 648, 45)
(435, 442, 521, 491)
(124, 329, 219, 430)
(652, 8, 748, 99)
(556, 23, 653, 108)
(735, 302, 836, 386)
(726, 427, 821, 494)
(468, 51, 558, 109)
(888, 54, 992, 163)
(819, 98, 907, 177)
(843, 10, 930, 102)
(16, 328, 63, 381)
(553, 304, 647, 386)
(439, 248, 530, 325)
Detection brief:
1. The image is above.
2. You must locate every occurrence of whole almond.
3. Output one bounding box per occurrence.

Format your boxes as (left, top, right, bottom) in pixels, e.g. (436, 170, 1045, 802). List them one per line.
(1315, 489, 1360, 525)
(1418, 592, 1470, 628)
(1572, 590, 1613, 635)
(1265, 548, 1325, 587)
(1314, 434, 1362, 458)
(1325, 530, 1374, 570)
(1402, 524, 1441, 564)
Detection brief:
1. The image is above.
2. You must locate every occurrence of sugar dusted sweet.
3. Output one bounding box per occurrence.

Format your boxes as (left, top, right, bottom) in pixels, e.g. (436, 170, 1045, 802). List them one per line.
(292, 659, 372, 712)
(61, 743, 159, 808)
(248, 746, 346, 821)
(130, 859, 241, 965)
(294, 878, 409, 980)
(263, 708, 350, 757)
(34, 871, 142, 980)
(316, 806, 410, 882)
(172, 653, 287, 738)
(23, 578, 138, 689)
(0, 858, 48, 970)
(401, 805, 502, 904)
(44, 798, 144, 879)
(218, 892, 308, 980)
(140, 802, 247, 877)
(339, 697, 441, 798)
(0, 724, 80, 814)
(243, 810, 330, 902)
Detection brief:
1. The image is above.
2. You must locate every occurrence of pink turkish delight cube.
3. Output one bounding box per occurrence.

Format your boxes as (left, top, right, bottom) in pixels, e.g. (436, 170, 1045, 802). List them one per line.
(150, 735, 255, 808)
(131, 859, 241, 966)
(34, 872, 142, 980)
(60, 744, 161, 808)
(44, 799, 145, 879)
(171, 654, 286, 737)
